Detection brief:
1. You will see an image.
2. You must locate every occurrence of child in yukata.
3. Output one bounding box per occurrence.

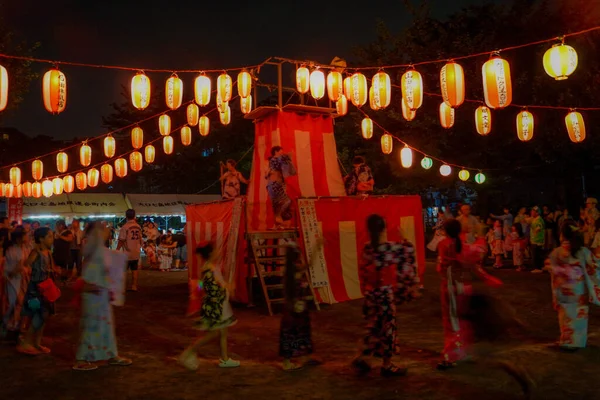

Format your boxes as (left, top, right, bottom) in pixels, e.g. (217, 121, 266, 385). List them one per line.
(220, 159, 249, 200)
(344, 156, 374, 196)
(492, 220, 504, 268)
(511, 224, 526, 271)
(266, 146, 296, 229)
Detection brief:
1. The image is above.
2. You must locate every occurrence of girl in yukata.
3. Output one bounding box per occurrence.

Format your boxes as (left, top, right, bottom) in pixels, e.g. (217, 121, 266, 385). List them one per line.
(547, 222, 600, 352)
(220, 159, 249, 200)
(511, 224, 526, 271)
(351, 214, 419, 377)
(492, 220, 504, 268)
(344, 156, 374, 196)
(266, 146, 296, 230)
(427, 210, 447, 252)
(158, 236, 176, 272)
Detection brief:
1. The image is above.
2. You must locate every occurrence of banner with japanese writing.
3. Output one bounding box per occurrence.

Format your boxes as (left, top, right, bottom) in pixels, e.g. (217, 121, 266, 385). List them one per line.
(7, 198, 24, 224)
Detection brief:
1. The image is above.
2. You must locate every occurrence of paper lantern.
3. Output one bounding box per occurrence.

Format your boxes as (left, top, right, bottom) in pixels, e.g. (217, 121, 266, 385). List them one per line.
(458, 170, 470, 181)
(104, 135, 116, 158)
(240, 95, 253, 115)
(401, 69, 423, 111)
(80, 143, 92, 166)
(440, 164, 452, 177)
(219, 105, 231, 126)
(401, 98, 416, 121)
(326, 71, 343, 101)
(296, 66, 310, 94)
(181, 126, 192, 146)
(75, 172, 87, 191)
(9, 166, 21, 186)
(32, 181, 42, 198)
(63, 175, 74, 193)
(216, 95, 228, 113)
(199, 115, 210, 136)
(101, 164, 113, 184)
(516, 110, 534, 142)
(400, 146, 413, 168)
(144, 144, 155, 163)
(336, 94, 348, 116)
(371, 71, 391, 110)
(343, 77, 352, 99)
(31, 159, 43, 181)
(22, 181, 32, 197)
(369, 86, 380, 111)
(42, 179, 53, 197)
(361, 117, 373, 139)
(439, 103, 455, 129)
(56, 151, 69, 173)
(482, 55, 512, 109)
(5, 183, 14, 198)
(440, 62, 465, 108)
(565, 110, 586, 143)
(381, 134, 393, 155)
(187, 104, 199, 126)
(159, 114, 171, 136)
(194, 74, 211, 106)
(163, 136, 174, 155)
(543, 43, 577, 81)
(165, 74, 183, 110)
(131, 72, 151, 110)
(42, 67, 67, 114)
(238, 70, 252, 98)
(309, 69, 325, 100)
(475, 172, 486, 184)
(87, 168, 99, 187)
(217, 72, 232, 103)
(0, 65, 7, 112)
(348, 73, 368, 107)
(131, 127, 144, 149)
(52, 177, 64, 195)
(475, 106, 492, 136)
(114, 158, 128, 178)
(130, 151, 143, 172)
(13, 184, 22, 199)
(421, 156, 433, 170)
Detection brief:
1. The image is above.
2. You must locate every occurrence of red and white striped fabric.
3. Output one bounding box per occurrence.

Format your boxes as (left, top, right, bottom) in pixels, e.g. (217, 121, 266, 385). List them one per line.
(246, 111, 346, 231)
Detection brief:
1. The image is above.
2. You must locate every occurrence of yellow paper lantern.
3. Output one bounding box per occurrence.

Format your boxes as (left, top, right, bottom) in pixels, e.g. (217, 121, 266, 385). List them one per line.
(220, 105, 231, 126)
(361, 117, 373, 139)
(87, 168, 100, 188)
(458, 169, 470, 181)
(131, 71, 151, 110)
(63, 175, 74, 193)
(130, 151, 143, 172)
(13, 184, 22, 199)
(31, 160, 43, 181)
(216, 95, 228, 113)
(482, 55, 512, 109)
(240, 95, 253, 115)
(42, 67, 67, 114)
(5, 183, 14, 198)
(144, 145, 156, 163)
(163, 136, 174, 155)
(349, 73, 368, 107)
(165, 74, 183, 110)
(187, 104, 200, 126)
(52, 177, 64, 195)
(56, 151, 69, 173)
(371, 71, 391, 110)
(326, 71, 343, 102)
(440, 164, 452, 177)
(401, 98, 416, 121)
(159, 114, 171, 136)
(401, 69, 423, 111)
(199, 115, 210, 136)
(22, 181, 32, 197)
(309, 69, 325, 100)
(440, 62, 465, 108)
(217, 72, 232, 103)
(75, 172, 87, 191)
(181, 126, 192, 146)
(101, 164, 113, 184)
(237, 70, 252, 98)
(475, 106, 492, 136)
(516, 110, 534, 142)
(9, 166, 21, 186)
(543, 43, 578, 81)
(114, 158, 128, 178)
(368, 86, 379, 111)
(131, 127, 144, 149)
(565, 110, 586, 143)
(439, 103, 455, 129)
(32, 181, 42, 198)
(0, 65, 7, 112)
(194, 74, 211, 106)
(104, 135, 116, 158)
(42, 179, 53, 198)
(400, 146, 413, 168)
(343, 77, 352, 99)
(296, 66, 310, 94)
(336, 94, 348, 116)
(80, 143, 92, 167)
(381, 133, 393, 155)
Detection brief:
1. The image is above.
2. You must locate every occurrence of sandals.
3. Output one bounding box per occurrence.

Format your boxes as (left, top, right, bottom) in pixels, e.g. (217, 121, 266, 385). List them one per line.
(218, 358, 240, 368)
(36, 345, 51, 354)
(16, 345, 41, 356)
(380, 364, 408, 377)
(73, 362, 99, 371)
(108, 357, 133, 366)
(178, 351, 199, 371)
(351, 358, 372, 375)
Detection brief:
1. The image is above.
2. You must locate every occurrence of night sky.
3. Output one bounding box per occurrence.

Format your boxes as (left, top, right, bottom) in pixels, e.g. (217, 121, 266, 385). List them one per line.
(1, 0, 501, 140)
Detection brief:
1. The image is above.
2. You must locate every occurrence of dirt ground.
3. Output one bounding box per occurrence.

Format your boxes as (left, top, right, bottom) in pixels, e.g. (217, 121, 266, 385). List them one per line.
(1, 262, 600, 400)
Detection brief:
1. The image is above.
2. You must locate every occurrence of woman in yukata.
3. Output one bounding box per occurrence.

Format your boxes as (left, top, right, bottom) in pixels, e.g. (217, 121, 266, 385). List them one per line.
(266, 146, 296, 230)
(343, 156, 374, 196)
(220, 159, 249, 200)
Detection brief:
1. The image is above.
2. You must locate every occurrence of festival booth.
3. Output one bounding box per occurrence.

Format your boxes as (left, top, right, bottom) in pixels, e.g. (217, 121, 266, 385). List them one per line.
(21, 193, 130, 220)
(186, 108, 426, 314)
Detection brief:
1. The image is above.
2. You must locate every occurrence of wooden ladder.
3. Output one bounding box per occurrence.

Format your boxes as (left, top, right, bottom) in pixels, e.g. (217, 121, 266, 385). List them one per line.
(247, 230, 320, 316)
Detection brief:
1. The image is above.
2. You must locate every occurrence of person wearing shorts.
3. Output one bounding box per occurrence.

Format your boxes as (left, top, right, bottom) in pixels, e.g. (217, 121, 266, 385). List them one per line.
(117, 209, 143, 292)
(172, 230, 187, 270)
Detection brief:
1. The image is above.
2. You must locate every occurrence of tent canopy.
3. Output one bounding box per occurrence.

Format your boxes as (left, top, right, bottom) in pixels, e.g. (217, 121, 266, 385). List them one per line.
(125, 194, 221, 216)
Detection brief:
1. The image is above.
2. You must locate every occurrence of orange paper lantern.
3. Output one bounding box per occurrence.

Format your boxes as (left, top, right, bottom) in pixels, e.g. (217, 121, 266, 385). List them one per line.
(130, 151, 143, 172)
(13, 184, 22, 199)
(219, 105, 231, 126)
(80, 143, 92, 167)
(482, 55, 512, 109)
(42, 179, 53, 197)
(565, 110, 586, 143)
(114, 158, 128, 178)
(194, 74, 211, 106)
(309, 69, 325, 100)
(348, 73, 368, 107)
(475, 106, 492, 136)
(240, 95, 253, 115)
(131, 71, 151, 110)
(131, 127, 144, 149)
(104, 135, 116, 158)
(56, 151, 69, 173)
(187, 104, 200, 126)
(180, 126, 192, 146)
(87, 168, 99, 187)
(101, 164, 113, 184)
(516, 110, 534, 142)
(217, 72, 232, 103)
(31, 159, 43, 181)
(296, 66, 310, 94)
(63, 175, 74, 193)
(9, 166, 21, 186)
(165, 74, 183, 110)
(4, 183, 14, 198)
(159, 114, 171, 136)
(401, 98, 416, 121)
(361, 117, 373, 139)
(144, 145, 156, 163)
(381, 134, 393, 155)
(42, 67, 67, 114)
(237, 70, 252, 98)
(439, 103, 455, 129)
(0, 65, 7, 112)
(401, 69, 423, 111)
(52, 177, 64, 195)
(440, 62, 465, 108)
(32, 181, 42, 198)
(163, 136, 174, 155)
(336, 94, 348, 116)
(199, 116, 210, 136)
(22, 181, 32, 197)
(75, 172, 87, 191)
(543, 43, 578, 81)
(371, 71, 391, 110)
(327, 71, 343, 102)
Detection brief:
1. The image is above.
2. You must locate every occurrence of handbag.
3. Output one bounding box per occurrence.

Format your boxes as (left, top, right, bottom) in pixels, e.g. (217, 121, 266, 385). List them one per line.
(38, 278, 61, 303)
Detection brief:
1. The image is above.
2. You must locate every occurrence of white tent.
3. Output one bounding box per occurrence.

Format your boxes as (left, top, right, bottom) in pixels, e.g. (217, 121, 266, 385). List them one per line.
(68, 193, 130, 217)
(22, 194, 72, 218)
(125, 194, 222, 216)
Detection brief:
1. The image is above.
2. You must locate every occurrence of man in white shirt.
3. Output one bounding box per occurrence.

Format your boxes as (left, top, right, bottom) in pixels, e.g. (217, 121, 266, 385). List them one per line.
(117, 209, 143, 292)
